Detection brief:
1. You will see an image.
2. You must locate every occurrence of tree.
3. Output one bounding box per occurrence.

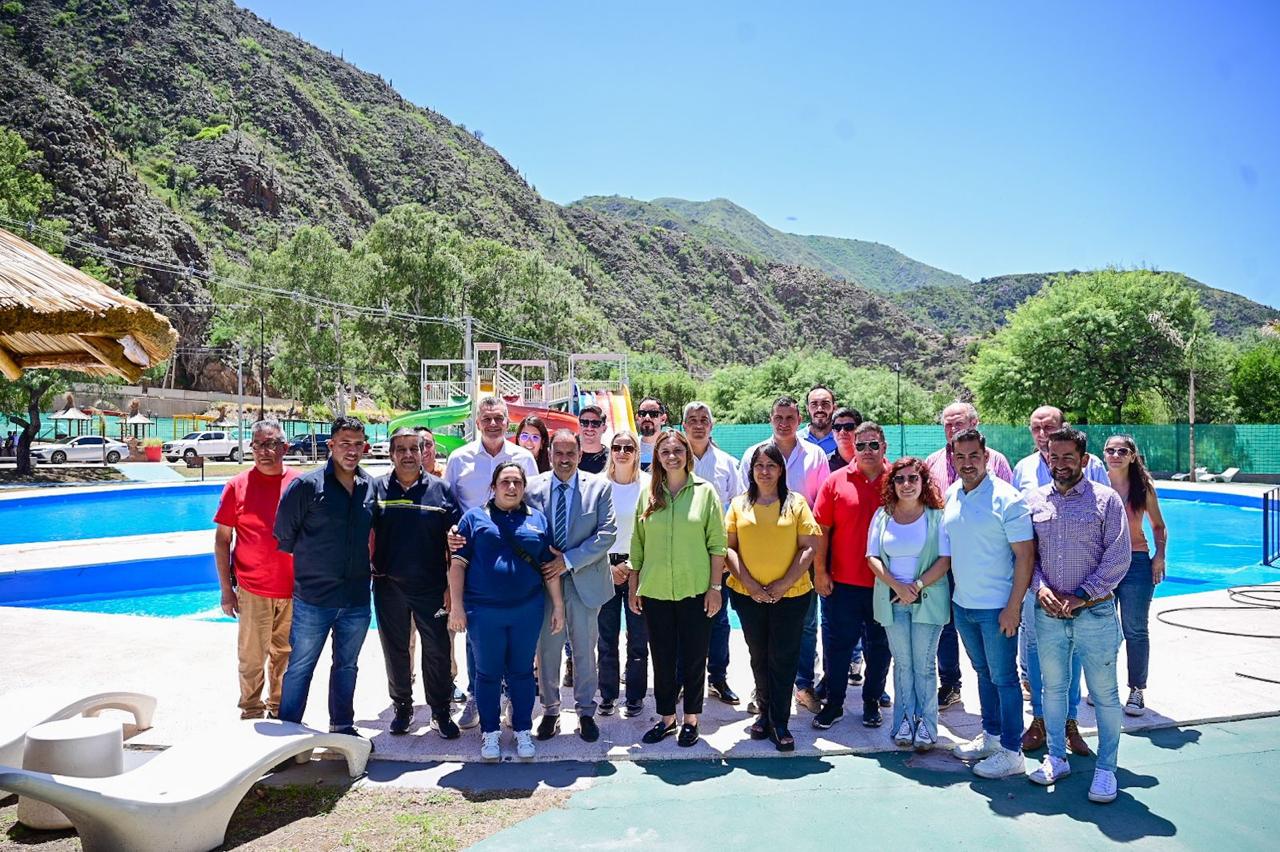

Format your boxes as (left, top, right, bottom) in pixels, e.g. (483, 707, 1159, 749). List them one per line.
(1233, 335, 1280, 422)
(0, 370, 75, 475)
(967, 270, 1213, 423)
(0, 127, 66, 254)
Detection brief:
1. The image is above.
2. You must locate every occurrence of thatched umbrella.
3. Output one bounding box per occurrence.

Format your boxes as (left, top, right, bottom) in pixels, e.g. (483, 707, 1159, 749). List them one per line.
(0, 227, 178, 382)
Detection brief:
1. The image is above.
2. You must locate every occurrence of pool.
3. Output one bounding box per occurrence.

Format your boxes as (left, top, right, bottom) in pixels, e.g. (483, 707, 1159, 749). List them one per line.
(0, 483, 223, 545)
(1, 490, 1271, 623)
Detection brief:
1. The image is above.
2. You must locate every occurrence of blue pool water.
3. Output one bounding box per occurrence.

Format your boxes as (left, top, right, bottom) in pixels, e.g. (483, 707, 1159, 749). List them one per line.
(0, 483, 224, 545)
(1, 490, 1272, 622)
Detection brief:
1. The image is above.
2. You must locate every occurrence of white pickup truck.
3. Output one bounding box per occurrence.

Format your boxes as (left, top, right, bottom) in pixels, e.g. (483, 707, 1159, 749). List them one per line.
(162, 430, 244, 463)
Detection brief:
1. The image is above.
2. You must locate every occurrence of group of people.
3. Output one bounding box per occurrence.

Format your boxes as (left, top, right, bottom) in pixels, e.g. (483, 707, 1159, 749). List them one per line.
(213, 388, 1166, 804)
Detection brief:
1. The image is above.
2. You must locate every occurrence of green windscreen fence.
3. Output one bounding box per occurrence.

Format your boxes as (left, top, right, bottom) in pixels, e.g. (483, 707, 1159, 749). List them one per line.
(709, 424, 1280, 475)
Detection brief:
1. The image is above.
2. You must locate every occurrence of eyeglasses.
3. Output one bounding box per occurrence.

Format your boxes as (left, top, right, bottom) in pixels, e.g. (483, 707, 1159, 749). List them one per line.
(637, 410, 663, 418)
(832, 422, 859, 433)
(1103, 447, 1132, 456)
(892, 473, 921, 485)
(610, 444, 636, 454)
(855, 440, 882, 451)
(518, 432, 542, 443)
(578, 418, 604, 428)
(252, 440, 286, 451)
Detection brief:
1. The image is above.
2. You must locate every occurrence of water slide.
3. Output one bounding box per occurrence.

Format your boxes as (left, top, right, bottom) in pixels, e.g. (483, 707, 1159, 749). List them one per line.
(505, 402, 581, 434)
(601, 388, 634, 435)
(387, 398, 471, 454)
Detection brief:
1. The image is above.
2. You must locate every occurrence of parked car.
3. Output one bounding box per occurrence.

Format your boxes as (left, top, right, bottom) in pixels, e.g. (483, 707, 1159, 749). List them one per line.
(367, 440, 390, 459)
(30, 435, 130, 465)
(286, 433, 331, 460)
(162, 431, 244, 463)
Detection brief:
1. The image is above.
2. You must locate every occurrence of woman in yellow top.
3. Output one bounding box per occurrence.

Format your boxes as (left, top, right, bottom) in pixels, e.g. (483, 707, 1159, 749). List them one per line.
(725, 442, 821, 751)
(628, 430, 727, 747)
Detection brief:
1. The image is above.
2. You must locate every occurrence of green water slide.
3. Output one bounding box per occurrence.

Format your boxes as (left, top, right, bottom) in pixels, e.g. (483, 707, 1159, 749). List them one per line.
(388, 398, 471, 455)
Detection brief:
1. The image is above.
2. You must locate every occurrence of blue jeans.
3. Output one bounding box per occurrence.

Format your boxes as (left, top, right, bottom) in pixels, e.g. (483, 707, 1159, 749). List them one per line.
(597, 581, 649, 704)
(954, 603, 1023, 752)
(882, 604, 943, 737)
(820, 583, 889, 710)
(279, 597, 371, 730)
(1115, 551, 1154, 689)
(1035, 599, 1123, 772)
(796, 594, 820, 690)
(936, 580, 962, 689)
(468, 595, 543, 734)
(707, 590, 731, 681)
(1022, 591, 1083, 719)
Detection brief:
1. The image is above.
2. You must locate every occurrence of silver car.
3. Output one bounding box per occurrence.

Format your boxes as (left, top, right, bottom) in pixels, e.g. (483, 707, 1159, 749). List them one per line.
(30, 435, 131, 464)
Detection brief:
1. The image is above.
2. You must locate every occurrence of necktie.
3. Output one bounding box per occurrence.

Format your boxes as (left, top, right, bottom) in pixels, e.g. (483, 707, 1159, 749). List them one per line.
(554, 481, 569, 550)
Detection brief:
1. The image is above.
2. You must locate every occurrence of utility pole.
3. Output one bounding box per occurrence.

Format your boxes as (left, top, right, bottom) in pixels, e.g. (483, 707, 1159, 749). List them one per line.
(257, 310, 265, 418)
(895, 361, 904, 455)
(236, 343, 245, 463)
(462, 315, 474, 440)
(333, 308, 346, 417)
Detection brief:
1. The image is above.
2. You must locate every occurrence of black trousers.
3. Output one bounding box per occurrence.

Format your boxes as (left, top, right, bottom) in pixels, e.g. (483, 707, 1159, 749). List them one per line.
(598, 580, 649, 704)
(644, 594, 712, 716)
(731, 588, 812, 731)
(373, 578, 452, 715)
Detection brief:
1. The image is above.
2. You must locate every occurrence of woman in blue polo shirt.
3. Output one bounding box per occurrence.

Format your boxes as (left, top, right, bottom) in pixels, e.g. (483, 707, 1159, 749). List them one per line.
(448, 462, 565, 760)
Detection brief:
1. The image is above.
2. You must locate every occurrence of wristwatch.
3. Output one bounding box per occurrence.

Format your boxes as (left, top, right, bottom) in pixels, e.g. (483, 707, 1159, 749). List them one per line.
(913, 579, 925, 592)
(710, 583, 723, 592)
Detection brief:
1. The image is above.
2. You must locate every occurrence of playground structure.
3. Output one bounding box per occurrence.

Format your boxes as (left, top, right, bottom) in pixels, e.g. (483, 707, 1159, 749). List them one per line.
(403, 346, 634, 450)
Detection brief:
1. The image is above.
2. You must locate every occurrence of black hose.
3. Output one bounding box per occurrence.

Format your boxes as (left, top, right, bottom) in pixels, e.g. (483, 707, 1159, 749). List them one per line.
(1155, 585, 1280, 683)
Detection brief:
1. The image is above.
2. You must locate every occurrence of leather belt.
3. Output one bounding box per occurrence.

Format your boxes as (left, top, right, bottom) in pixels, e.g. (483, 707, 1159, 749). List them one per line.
(1042, 592, 1113, 619)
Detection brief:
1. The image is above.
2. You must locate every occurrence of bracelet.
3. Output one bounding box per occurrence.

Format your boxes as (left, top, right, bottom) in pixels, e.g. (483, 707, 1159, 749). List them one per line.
(710, 583, 723, 592)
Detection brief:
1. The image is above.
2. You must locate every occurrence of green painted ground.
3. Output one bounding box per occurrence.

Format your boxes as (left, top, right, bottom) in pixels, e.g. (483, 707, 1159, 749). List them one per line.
(476, 717, 1280, 850)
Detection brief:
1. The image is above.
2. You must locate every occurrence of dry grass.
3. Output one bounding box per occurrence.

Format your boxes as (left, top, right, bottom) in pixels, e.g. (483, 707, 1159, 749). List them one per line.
(0, 467, 125, 488)
(1, 785, 567, 850)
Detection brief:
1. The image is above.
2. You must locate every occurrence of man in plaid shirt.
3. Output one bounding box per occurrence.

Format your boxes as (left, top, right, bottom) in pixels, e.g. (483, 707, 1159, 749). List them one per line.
(1024, 427, 1130, 804)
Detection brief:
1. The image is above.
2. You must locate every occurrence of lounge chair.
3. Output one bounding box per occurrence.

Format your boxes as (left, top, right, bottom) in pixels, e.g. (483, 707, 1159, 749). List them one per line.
(0, 689, 156, 766)
(1170, 467, 1208, 482)
(0, 720, 370, 852)
(1204, 467, 1240, 482)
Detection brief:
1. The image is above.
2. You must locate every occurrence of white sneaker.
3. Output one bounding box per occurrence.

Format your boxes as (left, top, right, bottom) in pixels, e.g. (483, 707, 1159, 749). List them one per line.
(973, 748, 1026, 779)
(1124, 688, 1146, 716)
(459, 698, 480, 729)
(1088, 767, 1118, 803)
(1028, 754, 1072, 785)
(893, 717, 915, 747)
(480, 731, 501, 760)
(514, 729, 536, 759)
(954, 731, 1001, 761)
(912, 722, 936, 752)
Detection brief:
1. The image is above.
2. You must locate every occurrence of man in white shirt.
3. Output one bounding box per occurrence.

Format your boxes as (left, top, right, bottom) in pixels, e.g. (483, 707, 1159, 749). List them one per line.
(443, 396, 539, 728)
(684, 400, 745, 704)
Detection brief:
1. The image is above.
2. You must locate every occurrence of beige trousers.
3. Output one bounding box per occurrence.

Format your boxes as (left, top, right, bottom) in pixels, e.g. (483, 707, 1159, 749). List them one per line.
(236, 588, 293, 719)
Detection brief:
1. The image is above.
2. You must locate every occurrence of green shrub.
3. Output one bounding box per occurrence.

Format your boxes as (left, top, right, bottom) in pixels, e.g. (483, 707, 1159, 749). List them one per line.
(193, 123, 230, 141)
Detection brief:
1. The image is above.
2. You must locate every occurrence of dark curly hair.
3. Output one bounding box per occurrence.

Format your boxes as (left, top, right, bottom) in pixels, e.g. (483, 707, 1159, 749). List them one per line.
(880, 456, 944, 513)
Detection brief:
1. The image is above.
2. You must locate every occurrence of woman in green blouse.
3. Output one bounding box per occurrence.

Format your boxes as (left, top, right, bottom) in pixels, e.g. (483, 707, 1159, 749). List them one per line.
(628, 430, 727, 747)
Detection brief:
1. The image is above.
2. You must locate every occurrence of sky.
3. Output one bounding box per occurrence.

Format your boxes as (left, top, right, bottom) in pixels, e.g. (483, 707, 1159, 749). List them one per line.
(240, 0, 1280, 307)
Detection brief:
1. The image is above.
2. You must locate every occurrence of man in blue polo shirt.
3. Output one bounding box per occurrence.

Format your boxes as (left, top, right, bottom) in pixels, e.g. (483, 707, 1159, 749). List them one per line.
(941, 428, 1035, 779)
(275, 416, 377, 739)
(372, 428, 462, 739)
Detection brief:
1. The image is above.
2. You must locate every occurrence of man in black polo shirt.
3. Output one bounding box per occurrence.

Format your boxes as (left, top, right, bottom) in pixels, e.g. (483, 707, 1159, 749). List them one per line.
(576, 405, 609, 474)
(372, 428, 462, 738)
(275, 416, 377, 738)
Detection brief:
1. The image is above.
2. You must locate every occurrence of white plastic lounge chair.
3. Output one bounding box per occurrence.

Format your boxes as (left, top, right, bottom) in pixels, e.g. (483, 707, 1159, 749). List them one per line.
(0, 689, 156, 766)
(0, 719, 370, 852)
(1204, 466, 1240, 482)
(1170, 467, 1208, 482)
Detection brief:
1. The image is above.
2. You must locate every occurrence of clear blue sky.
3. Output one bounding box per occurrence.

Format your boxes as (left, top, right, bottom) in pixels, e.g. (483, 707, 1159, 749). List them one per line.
(241, 0, 1280, 307)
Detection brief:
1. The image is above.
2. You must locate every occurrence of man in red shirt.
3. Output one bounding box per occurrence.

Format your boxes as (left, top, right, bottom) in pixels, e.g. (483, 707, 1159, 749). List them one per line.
(812, 420, 891, 729)
(214, 419, 300, 719)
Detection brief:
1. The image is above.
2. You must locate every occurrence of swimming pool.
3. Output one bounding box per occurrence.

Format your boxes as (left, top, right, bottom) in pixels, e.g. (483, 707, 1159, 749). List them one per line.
(1, 490, 1271, 623)
(0, 483, 224, 545)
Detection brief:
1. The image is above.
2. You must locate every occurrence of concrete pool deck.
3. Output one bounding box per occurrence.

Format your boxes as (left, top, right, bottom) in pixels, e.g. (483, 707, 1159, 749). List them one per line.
(2, 582, 1277, 765)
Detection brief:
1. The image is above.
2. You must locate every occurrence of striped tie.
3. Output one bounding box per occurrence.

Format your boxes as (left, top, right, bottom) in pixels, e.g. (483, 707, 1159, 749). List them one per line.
(554, 481, 569, 550)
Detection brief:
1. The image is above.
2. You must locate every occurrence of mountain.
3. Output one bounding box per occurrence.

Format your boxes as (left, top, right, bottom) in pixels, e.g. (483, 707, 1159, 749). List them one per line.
(894, 272, 1280, 340)
(0, 0, 950, 390)
(571, 195, 971, 293)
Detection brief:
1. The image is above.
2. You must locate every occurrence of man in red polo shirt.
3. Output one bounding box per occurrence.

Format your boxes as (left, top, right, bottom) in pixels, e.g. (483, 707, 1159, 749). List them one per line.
(214, 419, 299, 719)
(812, 420, 891, 730)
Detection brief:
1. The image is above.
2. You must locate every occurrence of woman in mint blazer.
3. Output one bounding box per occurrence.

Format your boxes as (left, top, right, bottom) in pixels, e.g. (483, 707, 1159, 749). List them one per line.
(867, 456, 951, 752)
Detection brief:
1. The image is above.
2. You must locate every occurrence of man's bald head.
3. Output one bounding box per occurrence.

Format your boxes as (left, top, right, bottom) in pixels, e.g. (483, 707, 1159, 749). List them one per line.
(1029, 405, 1067, 454)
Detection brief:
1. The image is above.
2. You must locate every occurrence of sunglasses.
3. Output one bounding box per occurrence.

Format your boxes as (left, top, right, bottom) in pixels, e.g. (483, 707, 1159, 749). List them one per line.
(610, 444, 636, 454)
(832, 422, 859, 432)
(855, 440, 882, 451)
(636, 410, 663, 418)
(1103, 447, 1132, 456)
(892, 473, 921, 485)
(579, 418, 604, 428)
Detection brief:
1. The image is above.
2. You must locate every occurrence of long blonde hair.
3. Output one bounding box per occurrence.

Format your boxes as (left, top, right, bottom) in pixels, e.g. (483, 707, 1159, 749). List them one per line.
(606, 429, 641, 485)
(642, 430, 693, 520)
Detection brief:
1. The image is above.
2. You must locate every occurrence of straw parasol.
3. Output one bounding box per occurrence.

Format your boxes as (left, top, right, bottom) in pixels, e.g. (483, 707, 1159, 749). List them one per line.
(0, 226, 178, 382)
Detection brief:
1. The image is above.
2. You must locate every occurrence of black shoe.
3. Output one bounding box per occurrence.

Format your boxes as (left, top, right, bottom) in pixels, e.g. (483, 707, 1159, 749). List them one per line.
(771, 725, 796, 752)
(599, 700, 616, 717)
(451, 686, 467, 704)
(748, 714, 771, 740)
(563, 658, 574, 688)
(879, 691, 892, 708)
(708, 680, 740, 705)
(390, 703, 413, 735)
(623, 700, 644, 718)
(812, 703, 844, 730)
(535, 714, 561, 741)
(938, 684, 962, 708)
(579, 715, 600, 743)
(433, 713, 460, 740)
(862, 705, 883, 728)
(642, 719, 677, 744)
(677, 722, 700, 747)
